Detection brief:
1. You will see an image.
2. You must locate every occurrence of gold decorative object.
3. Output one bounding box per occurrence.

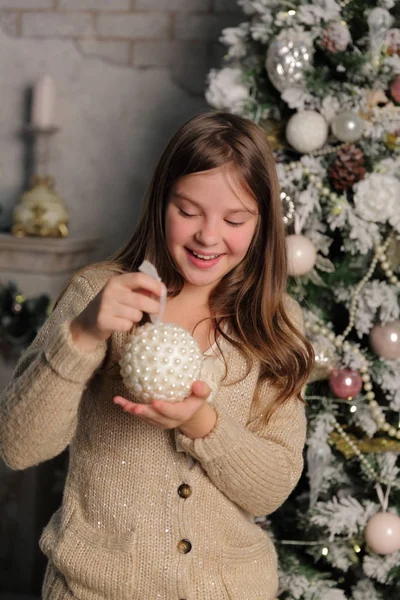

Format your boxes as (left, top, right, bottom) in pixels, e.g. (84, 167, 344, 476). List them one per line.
(308, 346, 338, 383)
(386, 235, 400, 269)
(12, 124, 69, 238)
(384, 132, 400, 151)
(330, 431, 400, 459)
(12, 175, 69, 238)
(259, 118, 287, 151)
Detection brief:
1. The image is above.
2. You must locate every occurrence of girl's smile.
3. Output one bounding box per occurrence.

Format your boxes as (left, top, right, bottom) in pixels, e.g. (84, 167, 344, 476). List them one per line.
(185, 247, 223, 269)
(165, 165, 259, 292)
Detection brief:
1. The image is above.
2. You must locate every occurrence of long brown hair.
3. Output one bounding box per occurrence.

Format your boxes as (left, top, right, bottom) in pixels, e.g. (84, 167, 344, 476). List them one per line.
(72, 111, 313, 416)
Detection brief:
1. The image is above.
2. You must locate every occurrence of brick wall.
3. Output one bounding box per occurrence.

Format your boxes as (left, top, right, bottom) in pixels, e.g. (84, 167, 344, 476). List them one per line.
(0, 8, 243, 592)
(0, 0, 242, 94)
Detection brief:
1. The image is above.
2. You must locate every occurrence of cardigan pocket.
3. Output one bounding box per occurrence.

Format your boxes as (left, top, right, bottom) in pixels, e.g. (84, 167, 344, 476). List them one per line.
(221, 535, 278, 600)
(39, 508, 137, 600)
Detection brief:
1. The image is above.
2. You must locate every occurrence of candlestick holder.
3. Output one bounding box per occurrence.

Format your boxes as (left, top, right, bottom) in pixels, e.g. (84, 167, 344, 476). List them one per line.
(12, 125, 69, 238)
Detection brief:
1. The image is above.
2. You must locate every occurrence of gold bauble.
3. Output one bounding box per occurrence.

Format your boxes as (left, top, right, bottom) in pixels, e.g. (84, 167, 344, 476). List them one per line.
(259, 118, 286, 151)
(12, 176, 69, 238)
(308, 343, 338, 383)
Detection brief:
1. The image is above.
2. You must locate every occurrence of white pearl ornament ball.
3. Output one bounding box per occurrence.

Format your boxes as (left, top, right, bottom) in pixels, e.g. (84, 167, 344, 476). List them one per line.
(286, 234, 317, 276)
(286, 111, 328, 154)
(364, 512, 400, 555)
(370, 320, 400, 360)
(331, 111, 364, 143)
(119, 322, 202, 403)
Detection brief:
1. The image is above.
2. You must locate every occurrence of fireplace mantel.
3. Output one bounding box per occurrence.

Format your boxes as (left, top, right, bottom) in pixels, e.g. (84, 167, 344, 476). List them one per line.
(0, 234, 100, 298)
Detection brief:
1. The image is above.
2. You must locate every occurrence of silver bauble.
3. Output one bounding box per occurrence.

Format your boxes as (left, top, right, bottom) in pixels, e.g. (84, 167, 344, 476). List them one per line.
(265, 33, 314, 92)
(120, 322, 202, 403)
(331, 111, 364, 143)
(308, 344, 338, 383)
(286, 111, 328, 154)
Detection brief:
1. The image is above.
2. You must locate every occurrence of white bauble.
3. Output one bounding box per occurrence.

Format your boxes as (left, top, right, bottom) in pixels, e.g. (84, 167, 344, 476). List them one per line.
(331, 111, 364, 143)
(286, 111, 328, 153)
(364, 512, 400, 555)
(369, 320, 400, 360)
(286, 234, 317, 276)
(119, 323, 202, 403)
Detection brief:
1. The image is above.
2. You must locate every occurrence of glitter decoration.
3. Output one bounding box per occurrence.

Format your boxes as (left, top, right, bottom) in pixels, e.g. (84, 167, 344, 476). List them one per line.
(120, 322, 202, 403)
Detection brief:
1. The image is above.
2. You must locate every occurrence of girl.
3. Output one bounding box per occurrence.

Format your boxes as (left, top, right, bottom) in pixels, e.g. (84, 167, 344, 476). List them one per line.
(0, 111, 313, 600)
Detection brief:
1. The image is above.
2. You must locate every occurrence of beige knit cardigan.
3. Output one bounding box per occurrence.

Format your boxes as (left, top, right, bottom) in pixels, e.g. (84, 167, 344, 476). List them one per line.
(0, 268, 307, 600)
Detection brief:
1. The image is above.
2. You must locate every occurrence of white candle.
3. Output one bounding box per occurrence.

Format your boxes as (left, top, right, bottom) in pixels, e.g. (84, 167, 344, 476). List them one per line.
(31, 75, 56, 129)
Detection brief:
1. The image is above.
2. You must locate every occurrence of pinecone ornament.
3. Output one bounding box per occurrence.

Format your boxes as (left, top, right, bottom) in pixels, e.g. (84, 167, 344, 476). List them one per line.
(328, 144, 366, 192)
(321, 22, 351, 53)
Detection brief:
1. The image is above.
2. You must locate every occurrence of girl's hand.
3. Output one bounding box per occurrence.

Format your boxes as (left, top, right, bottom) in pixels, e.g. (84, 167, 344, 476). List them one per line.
(70, 272, 165, 351)
(114, 381, 217, 439)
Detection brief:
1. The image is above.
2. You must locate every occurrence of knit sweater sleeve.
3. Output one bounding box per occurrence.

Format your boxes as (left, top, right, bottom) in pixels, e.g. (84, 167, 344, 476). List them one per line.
(175, 392, 306, 517)
(0, 272, 108, 470)
(175, 297, 308, 517)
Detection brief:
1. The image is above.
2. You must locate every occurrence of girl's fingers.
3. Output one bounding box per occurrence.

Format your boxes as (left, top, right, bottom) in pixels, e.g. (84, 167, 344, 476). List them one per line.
(191, 380, 211, 399)
(112, 303, 144, 324)
(113, 397, 178, 428)
(151, 398, 203, 420)
(103, 316, 141, 333)
(120, 291, 161, 315)
(118, 272, 165, 298)
(113, 396, 135, 411)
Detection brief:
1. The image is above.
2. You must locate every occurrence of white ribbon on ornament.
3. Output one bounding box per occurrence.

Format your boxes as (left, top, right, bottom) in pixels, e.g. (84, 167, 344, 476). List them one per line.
(294, 211, 309, 236)
(375, 482, 391, 513)
(138, 260, 167, 325)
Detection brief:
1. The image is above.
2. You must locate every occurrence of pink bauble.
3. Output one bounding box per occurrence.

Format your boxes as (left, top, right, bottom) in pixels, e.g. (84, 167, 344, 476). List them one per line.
(329, 368, 363, 399)
(286, 234, 317, 276)
(365, 512, 400, 555)
(370, 321, 400, 360)
(390, 75, 400, 104)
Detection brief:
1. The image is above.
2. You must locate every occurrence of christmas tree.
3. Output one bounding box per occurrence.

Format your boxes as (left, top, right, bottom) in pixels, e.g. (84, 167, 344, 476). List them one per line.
(206, 1, 400, 598)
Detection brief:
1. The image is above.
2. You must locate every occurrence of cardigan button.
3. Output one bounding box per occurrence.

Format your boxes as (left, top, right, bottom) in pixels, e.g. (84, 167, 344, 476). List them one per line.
(177, 539, 192, 554)
(178, 483, 192, 499)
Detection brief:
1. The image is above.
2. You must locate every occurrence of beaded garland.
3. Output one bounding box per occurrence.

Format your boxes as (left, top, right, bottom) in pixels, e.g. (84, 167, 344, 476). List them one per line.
(376, 233, 400, 287)
(307, 319, 400, 440)
(332, 418, 400, 491)
(305, 224, 400, 438)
